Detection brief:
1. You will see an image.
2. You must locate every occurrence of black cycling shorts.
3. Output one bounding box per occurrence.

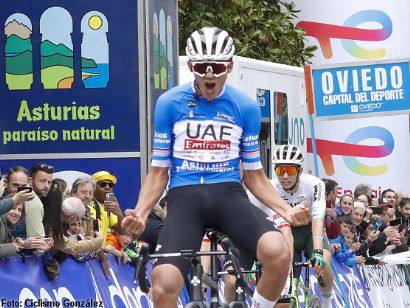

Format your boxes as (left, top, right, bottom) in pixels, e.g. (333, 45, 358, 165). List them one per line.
(153, 182, 279, 277)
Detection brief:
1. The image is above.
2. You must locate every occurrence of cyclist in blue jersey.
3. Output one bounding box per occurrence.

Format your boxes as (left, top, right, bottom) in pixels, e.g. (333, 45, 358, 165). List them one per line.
(122, 27, 310, 308)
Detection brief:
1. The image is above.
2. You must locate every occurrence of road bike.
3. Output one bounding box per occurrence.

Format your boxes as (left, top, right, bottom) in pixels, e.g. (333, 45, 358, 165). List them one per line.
(134, 229, 257, 307)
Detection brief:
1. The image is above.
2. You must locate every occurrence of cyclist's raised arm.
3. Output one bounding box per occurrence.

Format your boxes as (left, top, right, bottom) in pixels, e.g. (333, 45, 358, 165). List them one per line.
(243, 168, 310, 226)
(122, 166, 169, 236)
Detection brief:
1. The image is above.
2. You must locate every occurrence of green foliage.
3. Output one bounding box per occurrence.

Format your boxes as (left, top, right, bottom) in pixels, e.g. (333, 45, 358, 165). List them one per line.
(178, 0, 316, 66)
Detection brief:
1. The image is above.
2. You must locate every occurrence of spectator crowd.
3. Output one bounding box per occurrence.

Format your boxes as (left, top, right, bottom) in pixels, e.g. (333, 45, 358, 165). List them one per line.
(0, 163, 163, 281)
(0, 162, 408, 288)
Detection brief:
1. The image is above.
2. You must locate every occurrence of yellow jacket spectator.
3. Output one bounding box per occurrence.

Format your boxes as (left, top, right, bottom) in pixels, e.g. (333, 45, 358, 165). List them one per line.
(90, 171, 124, 246)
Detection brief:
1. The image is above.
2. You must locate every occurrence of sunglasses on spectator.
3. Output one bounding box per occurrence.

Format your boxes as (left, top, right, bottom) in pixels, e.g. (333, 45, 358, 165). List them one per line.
(98, 181, 114, 188)
(191, 62, 230, 77)
(32, 163, 54, 173)
(274, 165, 299, 176)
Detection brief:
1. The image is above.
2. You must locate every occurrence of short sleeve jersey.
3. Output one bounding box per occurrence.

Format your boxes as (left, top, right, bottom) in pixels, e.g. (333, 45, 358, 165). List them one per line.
(151, 82, 262, 188)
(249, 173, 326, 220)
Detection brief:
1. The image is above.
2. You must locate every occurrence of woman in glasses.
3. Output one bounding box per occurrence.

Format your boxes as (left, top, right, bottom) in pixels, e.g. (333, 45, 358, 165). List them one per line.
(122, 27, 310, 308)
(253, 144, 334, 308)
(0, 194, 52, 258)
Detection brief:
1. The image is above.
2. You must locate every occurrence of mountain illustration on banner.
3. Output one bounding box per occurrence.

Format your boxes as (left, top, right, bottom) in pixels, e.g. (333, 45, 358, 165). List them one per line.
(5, 9, 109, 90)
(152, 9, 173, 90)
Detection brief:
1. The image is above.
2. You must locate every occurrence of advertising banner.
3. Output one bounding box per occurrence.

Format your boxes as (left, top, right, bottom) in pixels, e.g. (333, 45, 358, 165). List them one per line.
(310, 59, 410, 119)
(306, 116, 409, 194)
(308, 257, 373, 308)
(361, 264, 410, 307)
(0, 1, 141, 155)
(4, 254, 404, 308)
(0, 255, 188, 308)
(293, 0, 410, 194)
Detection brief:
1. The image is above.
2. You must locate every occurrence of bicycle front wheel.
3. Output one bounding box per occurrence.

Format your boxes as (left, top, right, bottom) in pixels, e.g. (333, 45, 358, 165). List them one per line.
(309, 295, 322, 308)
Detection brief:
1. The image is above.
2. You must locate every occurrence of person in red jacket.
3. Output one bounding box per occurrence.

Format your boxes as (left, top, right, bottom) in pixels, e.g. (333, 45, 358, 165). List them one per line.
(322, 178, 341, 240)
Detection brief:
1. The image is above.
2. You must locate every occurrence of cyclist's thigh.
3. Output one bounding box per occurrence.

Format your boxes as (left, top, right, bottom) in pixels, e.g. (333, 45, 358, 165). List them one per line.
(211, 182, 280, 260)
(154, 185, 207, 278)
(292, 224, 312, 262)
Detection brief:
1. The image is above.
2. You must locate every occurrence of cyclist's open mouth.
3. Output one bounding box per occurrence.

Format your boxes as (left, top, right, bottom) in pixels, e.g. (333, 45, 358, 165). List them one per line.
(205, 81, 216, 90)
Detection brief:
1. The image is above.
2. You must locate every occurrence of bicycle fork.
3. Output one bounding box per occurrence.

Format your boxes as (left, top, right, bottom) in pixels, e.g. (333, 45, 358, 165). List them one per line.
(186, 257, 206, 308)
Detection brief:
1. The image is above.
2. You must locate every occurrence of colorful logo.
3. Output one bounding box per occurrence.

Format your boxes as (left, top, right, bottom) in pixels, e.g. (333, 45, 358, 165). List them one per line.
(5, 8, 109, 90)
(297, 10, 392, 59)
(307, 126, 394, 176)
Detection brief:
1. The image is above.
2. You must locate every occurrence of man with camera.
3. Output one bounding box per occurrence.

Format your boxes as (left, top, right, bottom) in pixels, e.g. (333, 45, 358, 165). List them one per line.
(90, 171, 123, 245)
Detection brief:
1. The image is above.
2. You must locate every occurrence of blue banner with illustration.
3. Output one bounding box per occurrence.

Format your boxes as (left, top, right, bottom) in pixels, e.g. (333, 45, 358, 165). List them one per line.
(0, 1, 140, 154)
(305, 256, 373, 307)
(0, 254, 188, 308)
(0, 254, 390, 308)
(311, 59, 410, 118)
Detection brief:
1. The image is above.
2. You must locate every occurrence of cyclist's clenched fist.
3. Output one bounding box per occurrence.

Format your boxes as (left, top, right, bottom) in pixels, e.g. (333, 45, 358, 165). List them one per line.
(287, 201, 311, 227)
(122, 209, 147, 236)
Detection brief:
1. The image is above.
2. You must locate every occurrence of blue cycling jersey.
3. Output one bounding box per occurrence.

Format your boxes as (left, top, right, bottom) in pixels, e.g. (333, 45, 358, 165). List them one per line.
(151, 82, 263, 188)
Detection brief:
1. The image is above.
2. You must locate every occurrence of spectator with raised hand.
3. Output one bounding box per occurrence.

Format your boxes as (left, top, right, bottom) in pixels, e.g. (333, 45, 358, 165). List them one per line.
(352, 210, 386, 265)
(62, 196, 108, 278)
(398, 198, 410, 244)
(0, 196, 52, 258)
(331, 220, 365, 267)
(0, 187, 34, 216)
(71, 176, 96, 236)
(0, 177, 5, 197)
(43, 181, 103, 258)
(4, 166, 47, 255)
(91, 171, 123, 245)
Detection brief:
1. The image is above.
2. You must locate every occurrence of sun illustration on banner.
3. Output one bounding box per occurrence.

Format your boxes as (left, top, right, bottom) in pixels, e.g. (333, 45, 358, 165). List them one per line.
(88, 15, 103, 30)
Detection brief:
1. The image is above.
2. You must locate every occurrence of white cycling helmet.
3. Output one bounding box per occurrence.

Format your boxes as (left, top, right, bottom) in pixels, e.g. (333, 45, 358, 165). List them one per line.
(186, 26, 235, 62)
(272, 145, 304, 166)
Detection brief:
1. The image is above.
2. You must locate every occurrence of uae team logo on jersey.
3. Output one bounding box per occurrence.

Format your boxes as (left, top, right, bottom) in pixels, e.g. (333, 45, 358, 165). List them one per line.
(184, 122, 233, 150)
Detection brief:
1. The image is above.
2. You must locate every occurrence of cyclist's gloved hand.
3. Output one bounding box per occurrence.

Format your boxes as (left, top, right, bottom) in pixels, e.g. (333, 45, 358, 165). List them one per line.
(312, 249, 326, 269)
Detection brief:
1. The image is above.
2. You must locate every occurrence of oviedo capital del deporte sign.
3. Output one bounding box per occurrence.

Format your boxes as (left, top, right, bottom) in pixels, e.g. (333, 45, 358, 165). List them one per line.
(309, 58, 410, 119)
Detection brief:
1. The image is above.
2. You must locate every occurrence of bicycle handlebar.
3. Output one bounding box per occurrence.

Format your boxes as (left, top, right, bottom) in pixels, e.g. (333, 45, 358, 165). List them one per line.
(293, 258, 326, 288)
(133, 238, 261, 296)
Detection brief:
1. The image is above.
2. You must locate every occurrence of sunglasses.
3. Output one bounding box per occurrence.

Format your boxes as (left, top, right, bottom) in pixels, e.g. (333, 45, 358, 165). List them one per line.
(274, 165, 299, 176)
(32, 163, 54, 173)
(191, 62, 230, 77)
(98, 181, 114, 188)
